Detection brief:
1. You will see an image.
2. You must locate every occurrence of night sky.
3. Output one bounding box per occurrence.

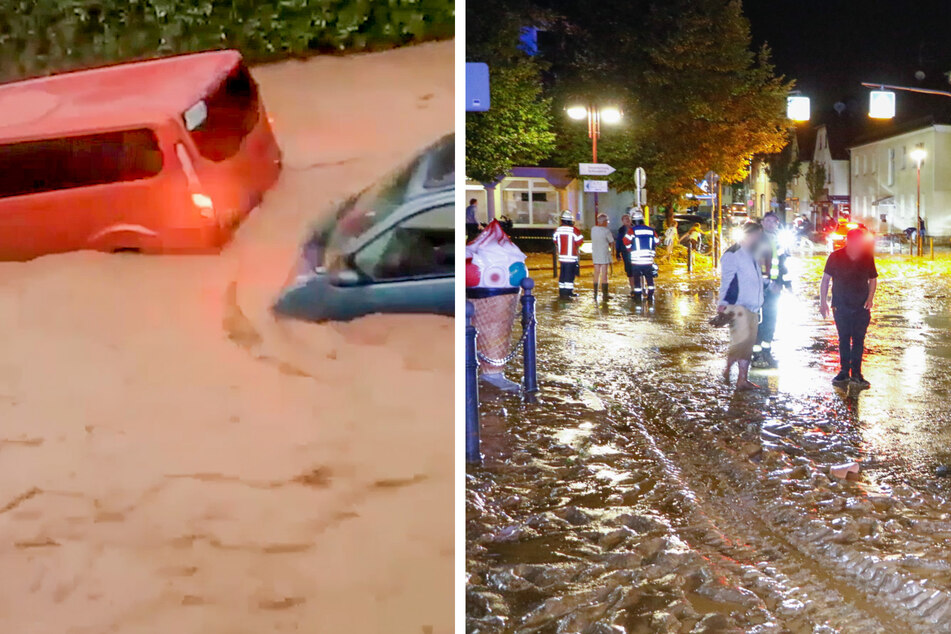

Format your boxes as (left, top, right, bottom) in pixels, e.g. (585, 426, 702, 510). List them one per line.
(743, 0, 951, 132)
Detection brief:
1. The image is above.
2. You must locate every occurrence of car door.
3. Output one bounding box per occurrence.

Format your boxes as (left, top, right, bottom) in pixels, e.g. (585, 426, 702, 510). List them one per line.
(349, 202, 454, 316)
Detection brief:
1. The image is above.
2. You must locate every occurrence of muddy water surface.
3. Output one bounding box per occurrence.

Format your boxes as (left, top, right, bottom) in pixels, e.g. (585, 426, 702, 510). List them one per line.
(468, 253, 951, 633)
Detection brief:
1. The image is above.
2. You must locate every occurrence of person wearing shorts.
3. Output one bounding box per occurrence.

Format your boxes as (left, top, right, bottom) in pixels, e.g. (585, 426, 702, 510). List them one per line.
(590, 212, 615, 301)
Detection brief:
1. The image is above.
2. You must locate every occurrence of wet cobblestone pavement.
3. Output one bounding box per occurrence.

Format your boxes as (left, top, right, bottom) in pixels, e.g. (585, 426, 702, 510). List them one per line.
(467, 253, 951, 633)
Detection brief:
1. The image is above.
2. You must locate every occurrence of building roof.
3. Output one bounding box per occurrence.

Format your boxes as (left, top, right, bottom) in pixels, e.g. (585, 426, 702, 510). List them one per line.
(794, 126, 815, 161)
(0, 50, 241, 143)
(847, 114, 951, 150)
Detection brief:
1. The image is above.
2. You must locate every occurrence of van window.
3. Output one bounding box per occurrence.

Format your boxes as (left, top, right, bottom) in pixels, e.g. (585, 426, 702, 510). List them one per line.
(187, 64, 260, 162)
(354, 204, 453, 280)
(0, 129, 163, 199)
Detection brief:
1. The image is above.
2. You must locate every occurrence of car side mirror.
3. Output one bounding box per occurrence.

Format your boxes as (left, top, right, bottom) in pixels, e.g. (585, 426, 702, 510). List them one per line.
(329, 268, 363, 287)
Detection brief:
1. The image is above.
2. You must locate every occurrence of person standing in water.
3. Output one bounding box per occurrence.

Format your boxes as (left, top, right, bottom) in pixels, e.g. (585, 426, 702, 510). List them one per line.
(554, 209, 584, 298)
(753, 212, 789, 368)
(622, 210, 658, 301)
(820, 228, 878, 390)
(717, 222, 765, 391)
(590, 212, 615, 301)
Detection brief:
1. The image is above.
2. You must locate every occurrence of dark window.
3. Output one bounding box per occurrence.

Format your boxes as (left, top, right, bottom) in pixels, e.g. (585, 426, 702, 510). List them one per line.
(424, 135, 454, 189)
(354, 205, 453, 280)
(519, 192, 548, 202)
(0, 129, 163, 199)
(187, 63, 260, 162)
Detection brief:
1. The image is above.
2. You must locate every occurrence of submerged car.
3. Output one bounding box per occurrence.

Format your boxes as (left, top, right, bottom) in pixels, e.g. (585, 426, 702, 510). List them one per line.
(274, 134, 453, 322)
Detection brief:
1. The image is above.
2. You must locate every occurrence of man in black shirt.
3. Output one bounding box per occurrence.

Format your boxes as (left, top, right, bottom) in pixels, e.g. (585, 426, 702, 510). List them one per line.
(819, 229, 878, 389)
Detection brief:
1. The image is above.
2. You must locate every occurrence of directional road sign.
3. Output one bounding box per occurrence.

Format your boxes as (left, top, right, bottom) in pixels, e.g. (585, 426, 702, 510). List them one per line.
(584, 180, 609, 193)
(579, 163, 615, 176)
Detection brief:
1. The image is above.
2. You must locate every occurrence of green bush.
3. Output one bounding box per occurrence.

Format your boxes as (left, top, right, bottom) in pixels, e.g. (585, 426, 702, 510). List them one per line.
(0, 0, 454, 82)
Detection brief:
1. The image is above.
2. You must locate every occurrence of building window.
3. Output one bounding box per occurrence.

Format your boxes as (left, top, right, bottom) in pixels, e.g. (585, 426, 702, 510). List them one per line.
(887, 148, 895, 186)
(863, 155, 868, 174)
(901, 146, 907, 169)
(853, 156, 859, 176)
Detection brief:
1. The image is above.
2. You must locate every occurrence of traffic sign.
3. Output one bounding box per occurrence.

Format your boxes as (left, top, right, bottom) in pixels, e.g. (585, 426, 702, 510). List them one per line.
(584, 180, 609, 193)
(636, 188, 646, 205)
(466, 63, 490, 112)
(635, 167, 646, 189)
(579, 163, 615, 176)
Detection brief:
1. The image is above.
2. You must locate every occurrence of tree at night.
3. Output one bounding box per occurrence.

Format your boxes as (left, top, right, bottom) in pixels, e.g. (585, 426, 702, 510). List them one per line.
(465, 0, 556, 184)
(805, 160, 827, 210)
(766, 134, 801, 208)
(538, 0, 793, 212)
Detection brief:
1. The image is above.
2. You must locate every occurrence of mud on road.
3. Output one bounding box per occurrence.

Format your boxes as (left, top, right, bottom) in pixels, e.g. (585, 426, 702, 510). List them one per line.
(468, 254, 951, 633)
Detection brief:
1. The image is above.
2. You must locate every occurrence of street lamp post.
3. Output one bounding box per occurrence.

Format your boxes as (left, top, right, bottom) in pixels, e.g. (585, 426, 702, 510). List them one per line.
(567, 104, 622, 213)
(911, 145, 926, 256)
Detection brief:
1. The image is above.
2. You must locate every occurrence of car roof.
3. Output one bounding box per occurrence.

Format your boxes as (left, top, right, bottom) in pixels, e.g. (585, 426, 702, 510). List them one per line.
(0, 50, 241, 143)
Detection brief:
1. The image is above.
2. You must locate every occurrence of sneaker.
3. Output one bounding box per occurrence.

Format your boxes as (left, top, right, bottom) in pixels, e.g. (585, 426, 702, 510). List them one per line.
(832, 372, 850, 388)
(851, 376, 871, 390)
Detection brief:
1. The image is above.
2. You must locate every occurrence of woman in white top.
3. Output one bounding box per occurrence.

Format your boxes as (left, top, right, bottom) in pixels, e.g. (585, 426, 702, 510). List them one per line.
(590, 213, 615, 301)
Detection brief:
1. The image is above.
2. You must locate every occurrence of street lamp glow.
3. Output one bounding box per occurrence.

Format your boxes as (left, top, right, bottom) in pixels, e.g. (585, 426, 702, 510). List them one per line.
(786, 95, 810, 122)
(911, 147, 927, 164)
(566, 105, 587, 120)
(869, 90, 896, 119)
(600, 107, 622, 123)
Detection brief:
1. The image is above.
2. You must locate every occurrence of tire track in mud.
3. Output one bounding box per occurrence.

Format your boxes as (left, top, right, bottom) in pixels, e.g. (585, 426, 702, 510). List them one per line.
(621, 369, 951, 632)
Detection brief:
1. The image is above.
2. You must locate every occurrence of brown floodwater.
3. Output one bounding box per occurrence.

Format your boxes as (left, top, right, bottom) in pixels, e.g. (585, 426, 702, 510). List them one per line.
(468, 251, 951, 633)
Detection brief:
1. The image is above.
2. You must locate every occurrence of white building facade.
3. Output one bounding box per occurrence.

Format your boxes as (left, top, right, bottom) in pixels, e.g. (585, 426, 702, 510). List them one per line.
(849, 124, 951, 235)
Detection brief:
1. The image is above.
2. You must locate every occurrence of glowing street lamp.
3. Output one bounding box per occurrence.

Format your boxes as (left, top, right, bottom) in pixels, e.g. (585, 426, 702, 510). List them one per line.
(565, 103, 623, 212)
(869, 90, 896, 119)
(911, 145, 926, 256)
(786, 95, 810, 122)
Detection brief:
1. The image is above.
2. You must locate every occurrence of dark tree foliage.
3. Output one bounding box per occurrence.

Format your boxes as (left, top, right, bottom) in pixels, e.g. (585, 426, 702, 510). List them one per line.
(465, 0, 556, 184)
(766, 132, 801, 205)
(0, 0, 454, 82)
(484, 0, 793, 207)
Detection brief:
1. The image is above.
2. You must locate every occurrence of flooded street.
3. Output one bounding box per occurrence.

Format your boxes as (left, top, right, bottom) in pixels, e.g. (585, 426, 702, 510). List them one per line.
(468, 252, 951, 633)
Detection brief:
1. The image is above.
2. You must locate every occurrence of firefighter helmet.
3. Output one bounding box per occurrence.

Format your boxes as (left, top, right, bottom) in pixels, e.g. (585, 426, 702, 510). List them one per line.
(560, 209, 573, 221)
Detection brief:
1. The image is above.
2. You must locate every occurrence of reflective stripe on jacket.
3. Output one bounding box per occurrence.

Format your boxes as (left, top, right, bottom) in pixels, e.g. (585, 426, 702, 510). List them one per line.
(623, 225, 657, 265)
(554, 225, 583, 262)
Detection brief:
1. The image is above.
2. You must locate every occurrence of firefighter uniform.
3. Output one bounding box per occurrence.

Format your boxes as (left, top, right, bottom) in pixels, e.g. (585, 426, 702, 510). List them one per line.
(623, 220, 658, 300)
(554, 211, 584, 298)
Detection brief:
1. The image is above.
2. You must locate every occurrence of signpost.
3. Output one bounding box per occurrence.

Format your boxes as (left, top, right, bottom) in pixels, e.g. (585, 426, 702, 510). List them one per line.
(584, 180, 609, 193)
(705, 171, 721, 267)
(579, 163, 616, 176)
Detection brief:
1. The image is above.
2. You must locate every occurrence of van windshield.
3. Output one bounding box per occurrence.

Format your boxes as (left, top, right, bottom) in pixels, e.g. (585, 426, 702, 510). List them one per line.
(185, 63, 260, 162)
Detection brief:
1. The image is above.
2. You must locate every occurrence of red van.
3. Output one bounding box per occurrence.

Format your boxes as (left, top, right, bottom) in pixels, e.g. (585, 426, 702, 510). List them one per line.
(0, 50, 281, 260)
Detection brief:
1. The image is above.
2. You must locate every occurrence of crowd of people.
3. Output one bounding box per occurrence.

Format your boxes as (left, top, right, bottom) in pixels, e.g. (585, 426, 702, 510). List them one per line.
(716, 215, 878, 392)
(548, 206, 879, 394)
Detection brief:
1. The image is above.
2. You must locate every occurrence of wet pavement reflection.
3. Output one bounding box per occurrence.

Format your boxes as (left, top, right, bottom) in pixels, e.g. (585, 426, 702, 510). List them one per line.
(467, 253, 951, 633)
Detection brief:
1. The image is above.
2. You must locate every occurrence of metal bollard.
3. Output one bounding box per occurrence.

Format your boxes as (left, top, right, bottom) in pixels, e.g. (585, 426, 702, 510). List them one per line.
(552, 243, 558, 278)
(520, 278, 538, 394)
(465, 301, 481, 464)
(687, 241, 693, 272)
(931, 237, 935, 260)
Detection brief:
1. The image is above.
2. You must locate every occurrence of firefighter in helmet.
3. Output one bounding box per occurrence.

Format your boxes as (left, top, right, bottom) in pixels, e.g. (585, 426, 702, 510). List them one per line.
(553, 209, 584, 298)
(622, 209, 658, 301)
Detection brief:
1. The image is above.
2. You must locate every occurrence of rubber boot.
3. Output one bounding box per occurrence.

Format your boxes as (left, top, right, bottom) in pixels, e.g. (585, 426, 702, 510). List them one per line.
(601, 284, 609, 300)
(633, 291, 643, 303)
(647, 288, 654, 302)
(593, 284, 599, 302)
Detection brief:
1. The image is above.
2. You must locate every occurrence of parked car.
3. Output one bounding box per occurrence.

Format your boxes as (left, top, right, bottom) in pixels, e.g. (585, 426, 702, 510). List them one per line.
(274, 134, 453, 322)
(0, 49, 281, 259)
(828, 219, 868, 250)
